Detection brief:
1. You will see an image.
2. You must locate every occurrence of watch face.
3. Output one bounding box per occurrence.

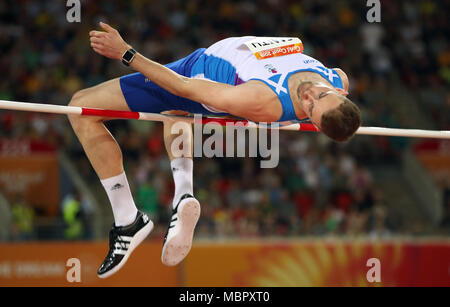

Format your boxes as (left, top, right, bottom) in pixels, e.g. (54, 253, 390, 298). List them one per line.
(123, 50, 134, 62)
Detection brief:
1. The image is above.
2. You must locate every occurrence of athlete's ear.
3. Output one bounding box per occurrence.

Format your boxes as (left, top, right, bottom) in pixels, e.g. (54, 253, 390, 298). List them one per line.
(301, 90, 315, 105)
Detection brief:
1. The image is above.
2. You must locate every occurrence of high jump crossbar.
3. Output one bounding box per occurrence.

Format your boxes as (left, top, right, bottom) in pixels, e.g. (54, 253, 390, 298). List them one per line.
(1, 99, 449, 139)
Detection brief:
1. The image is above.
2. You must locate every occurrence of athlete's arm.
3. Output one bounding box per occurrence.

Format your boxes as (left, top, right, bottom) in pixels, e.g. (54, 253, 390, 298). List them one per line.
(89, 22, 275, 121)
(130, 53, 272, 120)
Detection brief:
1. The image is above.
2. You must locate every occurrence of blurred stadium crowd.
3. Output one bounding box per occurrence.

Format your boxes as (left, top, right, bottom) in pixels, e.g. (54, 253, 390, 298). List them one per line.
(0, 0, 448, 240)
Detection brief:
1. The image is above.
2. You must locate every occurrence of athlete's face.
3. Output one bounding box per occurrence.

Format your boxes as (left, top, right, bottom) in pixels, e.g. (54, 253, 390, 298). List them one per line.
(298, 82, 347, 128)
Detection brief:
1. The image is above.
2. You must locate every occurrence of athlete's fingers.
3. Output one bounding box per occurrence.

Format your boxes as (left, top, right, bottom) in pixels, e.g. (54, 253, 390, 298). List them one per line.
(99, 22, 117, 33)
(90, 42, 104, 49)
(90, 37, 105, 44)
(89, 30, 106, 38)
(93, 47, 104, 54)
(161, 110, 190, 116)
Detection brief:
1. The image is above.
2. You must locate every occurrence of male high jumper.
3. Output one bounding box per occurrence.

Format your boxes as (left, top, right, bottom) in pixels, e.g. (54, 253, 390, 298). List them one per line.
(68, 22, 361, 278)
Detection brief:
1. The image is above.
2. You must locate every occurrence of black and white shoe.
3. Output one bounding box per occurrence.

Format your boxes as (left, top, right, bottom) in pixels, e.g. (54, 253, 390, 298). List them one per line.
(98, 211, 153, 279)
(161, 194, 200, 266)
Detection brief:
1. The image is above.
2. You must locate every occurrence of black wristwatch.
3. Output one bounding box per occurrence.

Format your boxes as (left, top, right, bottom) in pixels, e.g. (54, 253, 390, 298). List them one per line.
(122, 48, 137, 66)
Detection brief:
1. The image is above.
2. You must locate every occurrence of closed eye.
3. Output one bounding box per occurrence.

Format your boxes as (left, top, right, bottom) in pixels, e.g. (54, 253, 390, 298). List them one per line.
(318, 92, 330, 99)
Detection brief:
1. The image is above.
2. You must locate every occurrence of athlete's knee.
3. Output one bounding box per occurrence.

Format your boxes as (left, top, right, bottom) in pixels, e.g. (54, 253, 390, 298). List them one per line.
(68, 88, 90, 108)
(68, 88, 107, 125)
(68, 90, 85, 123)
(68, 88, 100, 132)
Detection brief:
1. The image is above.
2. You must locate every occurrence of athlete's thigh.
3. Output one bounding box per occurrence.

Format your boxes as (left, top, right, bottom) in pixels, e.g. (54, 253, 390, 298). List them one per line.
(74, 78, 130, 111)
(119, 72, 178, 114)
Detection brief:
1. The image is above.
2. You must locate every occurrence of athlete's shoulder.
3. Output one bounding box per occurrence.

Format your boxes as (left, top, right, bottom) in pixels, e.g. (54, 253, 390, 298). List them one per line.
(333, 68, 349, 91)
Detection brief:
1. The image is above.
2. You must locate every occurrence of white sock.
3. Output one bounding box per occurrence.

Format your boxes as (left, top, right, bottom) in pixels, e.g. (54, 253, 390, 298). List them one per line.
(101, 172, 138, 227)
(171, 158, 194, 208)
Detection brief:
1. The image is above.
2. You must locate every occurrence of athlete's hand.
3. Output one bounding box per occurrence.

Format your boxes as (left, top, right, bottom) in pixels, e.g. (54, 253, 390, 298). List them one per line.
(89, 22, 131, 60)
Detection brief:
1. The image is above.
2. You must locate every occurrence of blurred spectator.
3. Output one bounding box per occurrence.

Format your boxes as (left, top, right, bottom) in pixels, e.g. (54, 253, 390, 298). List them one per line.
(10, 193, 35, 240)
(368, 203, 392, 240)
(61, 191, 83, 240)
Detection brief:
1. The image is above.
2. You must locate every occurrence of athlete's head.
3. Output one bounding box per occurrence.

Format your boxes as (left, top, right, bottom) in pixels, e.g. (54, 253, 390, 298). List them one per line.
(297, 81, 361, 142)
